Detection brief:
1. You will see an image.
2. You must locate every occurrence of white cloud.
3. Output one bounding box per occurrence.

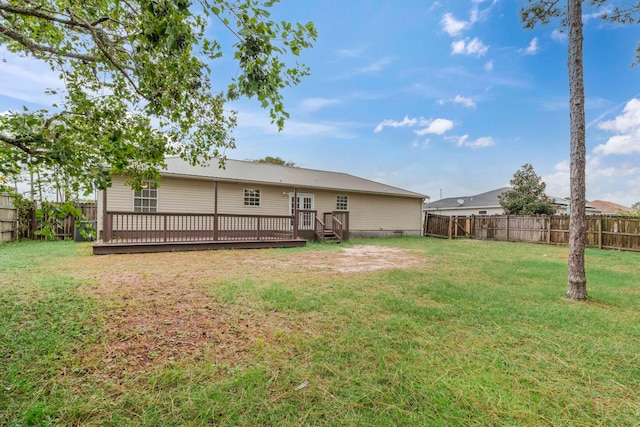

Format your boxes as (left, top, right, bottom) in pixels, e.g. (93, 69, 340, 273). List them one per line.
(374, 116, 454, 135)
(336, 47, 365, 58)
(412, 139, 431, 149)
(441, 13, 470, 37)
(235, 108, 358, 139)
(300, 98, 342, 113)
(454, 95, 476, 108)
(551, 29, 567, 43)
(374, 115, 423, 133)
(595, 98, 640, 155)
(336, 57, 394, 80)
(415, 118, 454, 136)
(582, 5, 613, 24)
(0, 48, 64, 106)
(521, 37, 539, 55)
(450, 134, 495, 148)
(441, 4, 486, 37)
(451, 37, 489, 57)
(543, 155, 640, 204)
(451, 40, 467, 55)
(438, 95, 476, 108)
(484, 60, 494, 71)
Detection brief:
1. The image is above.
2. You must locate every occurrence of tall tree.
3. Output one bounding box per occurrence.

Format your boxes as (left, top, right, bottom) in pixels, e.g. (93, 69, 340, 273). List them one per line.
(499, 163, 557, 215)
(252, 156, 297, 167)
(521, 0, 587, 300)
(0, 0, 316, 192)
(565, 0, 588, 300)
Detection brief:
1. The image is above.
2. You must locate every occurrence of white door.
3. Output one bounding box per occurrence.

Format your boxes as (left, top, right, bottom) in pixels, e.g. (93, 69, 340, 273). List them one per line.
(290, 194, 314, 230)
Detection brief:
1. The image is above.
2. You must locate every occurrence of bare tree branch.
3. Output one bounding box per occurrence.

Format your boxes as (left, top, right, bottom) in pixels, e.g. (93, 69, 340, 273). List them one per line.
(0, 23, 98, 62)
(0, 133, 35, 155)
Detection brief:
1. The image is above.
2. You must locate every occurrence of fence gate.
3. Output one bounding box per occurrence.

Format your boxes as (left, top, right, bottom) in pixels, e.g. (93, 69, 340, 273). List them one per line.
(424, 213, 471, 239)
(0, 192, 16, 243)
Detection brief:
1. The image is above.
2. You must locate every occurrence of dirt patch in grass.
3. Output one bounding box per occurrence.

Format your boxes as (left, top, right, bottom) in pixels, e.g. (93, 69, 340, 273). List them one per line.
(76, 244, 424, 378)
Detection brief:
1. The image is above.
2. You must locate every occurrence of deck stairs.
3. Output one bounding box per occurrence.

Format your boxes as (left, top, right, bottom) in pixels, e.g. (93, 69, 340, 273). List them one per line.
(318, 229, 342, 243)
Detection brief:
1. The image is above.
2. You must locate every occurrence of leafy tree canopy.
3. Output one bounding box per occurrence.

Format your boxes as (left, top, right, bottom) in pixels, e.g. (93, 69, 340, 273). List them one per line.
(252, 155, 297, 167)
(521, 0, 640, 62)
(632, 201, 640, 210)
(0, 0, 316, 192)
(499, 163, 557, 215)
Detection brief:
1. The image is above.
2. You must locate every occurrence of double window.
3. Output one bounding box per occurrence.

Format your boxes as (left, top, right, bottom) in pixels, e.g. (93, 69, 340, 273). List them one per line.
(244, 188, 261, 206)
(134, 181, 158, 212)
(336, 195, 348, 211)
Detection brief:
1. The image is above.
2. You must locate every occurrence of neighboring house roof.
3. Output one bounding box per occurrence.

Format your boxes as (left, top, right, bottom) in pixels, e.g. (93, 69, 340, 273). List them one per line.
(159, 157, 427, 199)
(423, 187, 509, 210)
(588, 200, 637, 214)
(423, 187, 599, 212)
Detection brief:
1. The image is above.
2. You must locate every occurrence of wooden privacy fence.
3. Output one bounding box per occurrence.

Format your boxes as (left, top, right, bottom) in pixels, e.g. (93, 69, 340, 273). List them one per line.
(0, 192, 16, 243)
(424, 213, 640, 252)
(0, 199, 97, 241)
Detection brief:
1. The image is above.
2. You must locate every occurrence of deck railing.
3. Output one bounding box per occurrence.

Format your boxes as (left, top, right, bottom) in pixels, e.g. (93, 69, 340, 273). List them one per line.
(103, 211, 300, 243)
(102, 210, 350, 244)
(331, 211, 349, 242)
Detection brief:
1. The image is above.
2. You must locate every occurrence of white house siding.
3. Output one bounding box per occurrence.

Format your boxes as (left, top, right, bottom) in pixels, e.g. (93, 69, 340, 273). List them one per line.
(347, 192, 422, 236)
(216, 182, 289, 216)
(98, 176, 424, 238)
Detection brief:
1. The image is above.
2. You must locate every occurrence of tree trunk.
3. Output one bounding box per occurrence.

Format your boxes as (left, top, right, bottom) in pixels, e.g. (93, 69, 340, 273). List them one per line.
(566, 0, 588, 300)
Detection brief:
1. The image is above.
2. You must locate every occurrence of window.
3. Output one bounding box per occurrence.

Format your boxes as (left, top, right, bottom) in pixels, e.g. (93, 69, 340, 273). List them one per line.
(478, 210, 487, 215)
(134, 181, 158, 212)
(244, 188, 261, 206)
(336, 195, 348, 211)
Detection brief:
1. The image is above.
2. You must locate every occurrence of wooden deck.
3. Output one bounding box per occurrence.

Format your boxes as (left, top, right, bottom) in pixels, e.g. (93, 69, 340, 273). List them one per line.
(92, 238, 306, 255)
(93, 210, 349, 255)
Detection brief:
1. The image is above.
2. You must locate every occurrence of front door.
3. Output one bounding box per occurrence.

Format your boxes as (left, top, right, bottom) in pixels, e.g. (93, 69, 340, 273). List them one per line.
(290, 194, 314, 230)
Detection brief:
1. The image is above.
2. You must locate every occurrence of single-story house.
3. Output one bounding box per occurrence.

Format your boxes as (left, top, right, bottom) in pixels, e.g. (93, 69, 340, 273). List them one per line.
(587, 200, 637, 215)
(95, 157, 426, 253)
(423, 187, 601, 216)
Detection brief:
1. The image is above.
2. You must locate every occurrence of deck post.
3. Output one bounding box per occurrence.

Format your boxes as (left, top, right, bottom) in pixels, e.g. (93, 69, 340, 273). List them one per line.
(293, 187, 298, 239)
(163, 215, 167, 242)
(257, 216, 261, 240)
(102, 187, 111, 242)
(344, 211, 350, 241)
(214, 181, 219, 241)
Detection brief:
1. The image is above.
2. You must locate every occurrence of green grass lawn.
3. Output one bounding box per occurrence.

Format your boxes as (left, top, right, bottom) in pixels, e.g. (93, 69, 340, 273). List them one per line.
(1, 237, 639, 426)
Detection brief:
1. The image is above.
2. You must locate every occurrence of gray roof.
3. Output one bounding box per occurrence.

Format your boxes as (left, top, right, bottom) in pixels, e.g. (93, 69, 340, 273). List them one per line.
(424, 187, 598, 210)
(161, 157, 426, 199)
(424, 187, 508, 210)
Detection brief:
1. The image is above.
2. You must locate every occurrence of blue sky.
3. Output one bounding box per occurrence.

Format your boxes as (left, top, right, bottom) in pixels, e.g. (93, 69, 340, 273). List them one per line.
(2, 0, 640, 205)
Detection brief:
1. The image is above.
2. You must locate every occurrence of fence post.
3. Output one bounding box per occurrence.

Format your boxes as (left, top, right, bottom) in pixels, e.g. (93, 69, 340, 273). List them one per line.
(506, 215, 509, 242)
(448, 215, 453, 239)
(546, 216, 551, 244)
(423, 212, 429, 236)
